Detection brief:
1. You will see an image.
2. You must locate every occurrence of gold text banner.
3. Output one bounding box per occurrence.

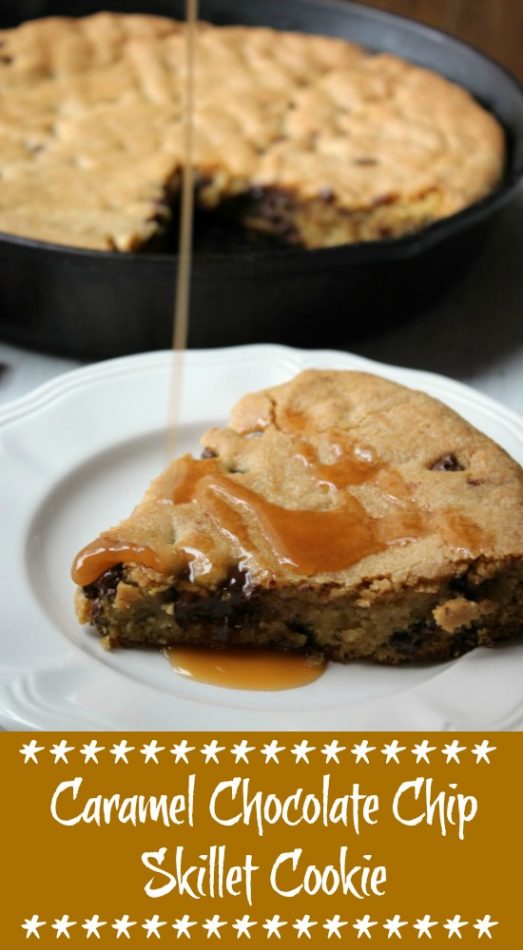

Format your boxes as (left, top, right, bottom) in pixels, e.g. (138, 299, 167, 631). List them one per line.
(2, 733, 519, 947)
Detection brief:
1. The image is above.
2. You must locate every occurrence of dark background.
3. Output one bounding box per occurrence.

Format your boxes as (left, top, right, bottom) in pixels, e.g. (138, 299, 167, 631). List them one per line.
(355, 0, 523, 81)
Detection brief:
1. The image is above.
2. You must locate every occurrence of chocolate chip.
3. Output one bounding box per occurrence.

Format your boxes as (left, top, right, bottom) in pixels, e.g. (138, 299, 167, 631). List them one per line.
(0, 55, 13, 65)
(319, 187, 335, 203)
(372, 192, 396, 208)
(449, 572, 493, 602)
(83, 565, 123, 600)
(390, 625, 432, 656)
(448, 573, 468, 597)
(175, 590, 253, 630)
(430, 453, 464, 472)
(90, 599, 103, 621)
(287, 620, 315, 648)
(175, 597, 233, 629)
(201, 447, 217, 459)
(355, 157, 378, 166)
(249, 184, 265, 201)
(450, 629, 478, 657)
(195, 172, 212, 188)
(99, 566, 123, 596)
(173, 566, 257, 631)
(250, 188, 293, 226)
(227, 566, 256, 597)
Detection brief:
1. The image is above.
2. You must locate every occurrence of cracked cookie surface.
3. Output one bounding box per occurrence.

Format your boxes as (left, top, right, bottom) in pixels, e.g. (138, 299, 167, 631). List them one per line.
(0, 13, 505, 250)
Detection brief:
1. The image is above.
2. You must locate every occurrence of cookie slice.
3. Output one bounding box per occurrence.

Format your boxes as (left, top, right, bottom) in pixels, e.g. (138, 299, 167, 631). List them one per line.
(73, 371, 523, 663)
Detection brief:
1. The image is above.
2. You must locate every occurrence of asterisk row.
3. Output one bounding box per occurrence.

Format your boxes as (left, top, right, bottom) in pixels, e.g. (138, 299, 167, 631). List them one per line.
(21, 913, 500, 940)
(18, 737, 496, 766)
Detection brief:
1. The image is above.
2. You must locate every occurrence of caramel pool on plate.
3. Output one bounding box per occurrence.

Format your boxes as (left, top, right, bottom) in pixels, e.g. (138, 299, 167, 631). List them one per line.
(166, 646, 326, 691)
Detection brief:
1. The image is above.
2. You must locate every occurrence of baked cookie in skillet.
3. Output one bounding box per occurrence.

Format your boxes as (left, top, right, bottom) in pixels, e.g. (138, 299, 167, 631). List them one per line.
(0, 13, 505, 250)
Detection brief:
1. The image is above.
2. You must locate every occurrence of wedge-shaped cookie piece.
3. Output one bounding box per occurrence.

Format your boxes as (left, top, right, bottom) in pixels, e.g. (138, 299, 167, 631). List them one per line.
(73, 371, 523, 663)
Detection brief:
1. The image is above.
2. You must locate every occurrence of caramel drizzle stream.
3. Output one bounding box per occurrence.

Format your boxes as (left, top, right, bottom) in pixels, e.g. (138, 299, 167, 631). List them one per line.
(166, 0, 199, 460)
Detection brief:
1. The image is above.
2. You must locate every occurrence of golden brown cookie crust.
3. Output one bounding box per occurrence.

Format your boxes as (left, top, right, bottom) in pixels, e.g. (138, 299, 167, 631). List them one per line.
(73, 370, 523, 663)
(0, 13, 505, 250)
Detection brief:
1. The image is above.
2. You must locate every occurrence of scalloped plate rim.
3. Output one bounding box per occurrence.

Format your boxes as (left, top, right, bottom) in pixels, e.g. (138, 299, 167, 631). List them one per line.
(1, 343, 522, 732)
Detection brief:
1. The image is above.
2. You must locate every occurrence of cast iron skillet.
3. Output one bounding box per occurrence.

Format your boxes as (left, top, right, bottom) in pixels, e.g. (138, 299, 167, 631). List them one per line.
(0, 0, 522, 357)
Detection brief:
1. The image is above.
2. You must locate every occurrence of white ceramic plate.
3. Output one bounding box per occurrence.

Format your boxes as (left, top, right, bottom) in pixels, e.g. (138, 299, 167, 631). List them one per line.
(1, 344, 522, 731)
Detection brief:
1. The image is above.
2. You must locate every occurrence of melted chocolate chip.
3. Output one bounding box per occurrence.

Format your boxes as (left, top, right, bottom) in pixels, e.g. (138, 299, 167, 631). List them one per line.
(174, 590, 255, 631)
(195, 172, 212, 189)
(448, 573, 468, 597)
(430, 453, 465, 472)
(90, 599, 103, 621)
(355, 157, 378, 166)
(390, 625, 432, 656)
(450, 629, 478, 657)
(174, 567, 257, 631)
(201, 447, 217, 459)
(392, 610, 483, 660)
(227, 566, 256, 597)
(83, 565, 123, 600)
(449, 572, 494, 603)
(175, 596, 237, 628)
(319, 187, 335, 203)
(249, 188, 295, 234)
(372, 192, 396, 208)
(287, 621, 316, 650)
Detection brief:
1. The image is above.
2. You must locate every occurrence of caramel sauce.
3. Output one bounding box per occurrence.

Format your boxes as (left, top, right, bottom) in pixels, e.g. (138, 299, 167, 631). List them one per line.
(166, 646, 326, 691)
(160, 456, 452, 576)
(72, 539, 162, 586)
(73, 447, 486, 586)
(280, 408, 308, 433)
(198, 468, 386, 574)
(171, 456, 220, 504)
(293, 433, 379, 488)
(439, 510, 485, 556)
(166, 0, 199, 460)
